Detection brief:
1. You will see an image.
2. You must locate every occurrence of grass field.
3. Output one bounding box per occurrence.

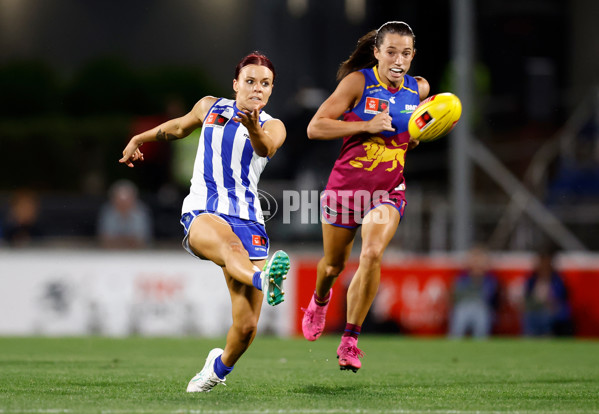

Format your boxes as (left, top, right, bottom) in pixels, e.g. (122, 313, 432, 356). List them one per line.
(1, 336, 598, 413)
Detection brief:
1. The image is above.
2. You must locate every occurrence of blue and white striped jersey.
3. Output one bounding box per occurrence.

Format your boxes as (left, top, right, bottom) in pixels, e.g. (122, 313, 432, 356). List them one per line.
(181, 98, 273, 224)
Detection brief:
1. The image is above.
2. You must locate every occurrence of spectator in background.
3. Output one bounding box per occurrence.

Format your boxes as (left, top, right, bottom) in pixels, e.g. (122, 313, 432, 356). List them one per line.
(2, 189, 43, 247)
(448, 245, 499, 339)
(522, 248, 573, 336)
(97, 179, 152, 249)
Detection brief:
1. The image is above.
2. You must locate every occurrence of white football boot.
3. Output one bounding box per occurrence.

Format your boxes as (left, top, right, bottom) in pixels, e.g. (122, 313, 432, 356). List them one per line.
(186, 348, 226, 392)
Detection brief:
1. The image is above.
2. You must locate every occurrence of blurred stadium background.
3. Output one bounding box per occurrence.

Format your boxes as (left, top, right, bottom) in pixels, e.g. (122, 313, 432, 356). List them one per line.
(1, 0, 598, 338)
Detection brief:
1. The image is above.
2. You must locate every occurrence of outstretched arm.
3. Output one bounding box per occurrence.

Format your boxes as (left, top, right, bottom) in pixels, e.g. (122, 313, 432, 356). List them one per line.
(119, 96, 217, 167)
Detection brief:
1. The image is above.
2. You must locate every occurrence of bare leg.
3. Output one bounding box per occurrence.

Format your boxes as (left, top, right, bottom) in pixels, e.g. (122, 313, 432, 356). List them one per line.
(185, 216, 275, 392)
(315, 223, 357, 298)
(187, 214, 257, 286)
(221, 263, 264, 367)
(346, 205, 400, 325)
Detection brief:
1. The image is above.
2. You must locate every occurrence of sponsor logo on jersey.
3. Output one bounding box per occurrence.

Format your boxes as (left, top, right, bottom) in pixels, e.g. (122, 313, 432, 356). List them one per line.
(252, 235, 267, 246)
(400, 104, 418, 114)
(367, 87, 384, 94)
(389, 97, 396, 104)
(365, 97, 390, 114)
(205, 113, 229, 127)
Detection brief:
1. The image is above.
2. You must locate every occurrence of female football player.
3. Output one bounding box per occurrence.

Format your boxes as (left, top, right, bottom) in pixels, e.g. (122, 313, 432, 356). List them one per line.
(301, 21, 430, 372)
(120, 52, 290, 392)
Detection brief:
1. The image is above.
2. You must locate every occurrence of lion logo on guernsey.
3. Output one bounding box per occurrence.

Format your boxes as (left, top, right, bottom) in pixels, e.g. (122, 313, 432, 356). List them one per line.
(349, 137, 407, 172)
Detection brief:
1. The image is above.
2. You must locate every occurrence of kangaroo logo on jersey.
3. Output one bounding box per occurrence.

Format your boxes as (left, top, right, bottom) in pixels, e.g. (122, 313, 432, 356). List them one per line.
(205, 113, 229, 127)
(349, 137, 407, 172)
(365, 97, 390, 114)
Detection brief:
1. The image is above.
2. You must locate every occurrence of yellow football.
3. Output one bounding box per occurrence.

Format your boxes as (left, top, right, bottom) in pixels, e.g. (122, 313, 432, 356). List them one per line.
(408, 93, 462, 142)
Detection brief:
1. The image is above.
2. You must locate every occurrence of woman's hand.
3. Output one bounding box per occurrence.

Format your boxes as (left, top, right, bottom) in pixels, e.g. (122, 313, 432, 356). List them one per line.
(234, 108, 286, 158)
(365, 107, 395, 134)
(119, 138, 144, 168)
(233, 108, 262, 133)
(408, 137, 420, 150)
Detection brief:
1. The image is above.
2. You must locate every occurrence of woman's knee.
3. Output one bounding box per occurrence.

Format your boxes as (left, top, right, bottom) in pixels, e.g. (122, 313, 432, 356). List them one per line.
(323, 261, 346, 278)
(359, 244, 385, 267)
(226, 240, 247, 255)
(233, 318, 258, 342)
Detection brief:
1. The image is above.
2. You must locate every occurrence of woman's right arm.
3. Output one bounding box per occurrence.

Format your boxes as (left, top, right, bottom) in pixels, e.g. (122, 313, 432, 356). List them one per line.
(119, 96, 217, 167)
(307, 71, 394, 140)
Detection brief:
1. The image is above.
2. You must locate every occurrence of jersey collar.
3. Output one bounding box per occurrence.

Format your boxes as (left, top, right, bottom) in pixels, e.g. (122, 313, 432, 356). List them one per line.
(373, 65, 404, 91)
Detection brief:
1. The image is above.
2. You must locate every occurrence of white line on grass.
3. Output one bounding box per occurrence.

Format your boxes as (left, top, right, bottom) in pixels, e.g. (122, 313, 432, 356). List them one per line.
(2, 410, 598, 414)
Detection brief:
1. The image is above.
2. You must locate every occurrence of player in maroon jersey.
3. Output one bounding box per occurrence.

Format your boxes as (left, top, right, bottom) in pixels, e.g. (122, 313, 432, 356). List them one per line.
(301, 21, 430, 372)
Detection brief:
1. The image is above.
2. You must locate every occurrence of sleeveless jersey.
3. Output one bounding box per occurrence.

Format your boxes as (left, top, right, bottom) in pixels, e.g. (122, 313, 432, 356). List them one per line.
(325, 67, 420, 201)
(181, 98, 273, 224)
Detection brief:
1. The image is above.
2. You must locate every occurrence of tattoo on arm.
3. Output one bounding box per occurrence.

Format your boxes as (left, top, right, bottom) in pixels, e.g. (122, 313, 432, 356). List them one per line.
(156, 128, 179, 142)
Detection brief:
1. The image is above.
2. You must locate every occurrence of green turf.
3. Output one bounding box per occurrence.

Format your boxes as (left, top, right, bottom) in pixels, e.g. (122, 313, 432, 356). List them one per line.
(0, 336, 598, 413)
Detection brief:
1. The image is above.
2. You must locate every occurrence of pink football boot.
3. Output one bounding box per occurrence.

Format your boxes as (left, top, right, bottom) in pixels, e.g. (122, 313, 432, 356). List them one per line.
(337, 336, 364, 372)
(301, 290, 332, 341)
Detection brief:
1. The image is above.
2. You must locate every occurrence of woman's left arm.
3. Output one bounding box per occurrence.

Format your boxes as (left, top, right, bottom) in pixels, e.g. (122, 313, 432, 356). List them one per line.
(408, 76, 432, 150)
(414, 76, 430, 101)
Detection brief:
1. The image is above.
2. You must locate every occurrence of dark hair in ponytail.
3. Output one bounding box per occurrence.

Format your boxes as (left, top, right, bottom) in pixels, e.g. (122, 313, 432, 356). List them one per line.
(336, 21, 415, 81)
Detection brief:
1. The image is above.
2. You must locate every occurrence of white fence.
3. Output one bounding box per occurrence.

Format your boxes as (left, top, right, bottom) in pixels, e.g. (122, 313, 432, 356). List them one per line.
(0, 250, 295, 337)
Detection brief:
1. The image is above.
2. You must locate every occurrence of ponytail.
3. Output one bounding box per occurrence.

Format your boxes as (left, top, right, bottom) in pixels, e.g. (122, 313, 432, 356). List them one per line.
(336, 31, 377, 81)
(336, 21, 416, 81)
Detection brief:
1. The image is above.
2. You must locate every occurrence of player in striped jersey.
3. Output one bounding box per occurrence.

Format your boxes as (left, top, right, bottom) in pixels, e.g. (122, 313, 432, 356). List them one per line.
(301, 22, 430, 372)
(120, 52, 290, 392)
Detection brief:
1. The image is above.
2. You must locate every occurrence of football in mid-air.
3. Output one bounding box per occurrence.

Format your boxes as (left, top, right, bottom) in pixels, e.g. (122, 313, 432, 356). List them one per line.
(408, 93, 462, 142)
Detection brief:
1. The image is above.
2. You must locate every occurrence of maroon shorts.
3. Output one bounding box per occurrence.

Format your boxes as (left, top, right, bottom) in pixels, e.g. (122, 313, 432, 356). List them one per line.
(320, 189, 406, 229)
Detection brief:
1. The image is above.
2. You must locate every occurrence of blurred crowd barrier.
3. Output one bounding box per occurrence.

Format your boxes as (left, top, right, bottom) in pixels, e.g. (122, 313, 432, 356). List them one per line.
(0, 250, 290, 337)
(294, 254, 599, 338)
(1, 250, 598, 338)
